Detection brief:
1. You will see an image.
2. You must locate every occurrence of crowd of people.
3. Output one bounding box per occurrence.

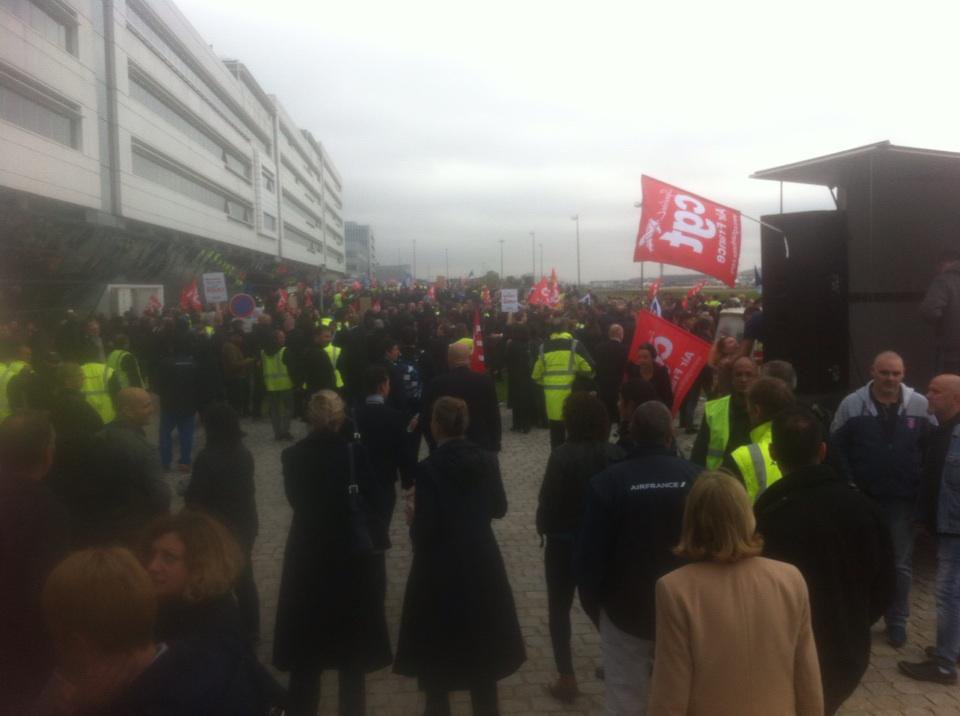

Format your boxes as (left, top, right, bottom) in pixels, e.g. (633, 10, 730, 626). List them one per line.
(1, 274, 959, 715)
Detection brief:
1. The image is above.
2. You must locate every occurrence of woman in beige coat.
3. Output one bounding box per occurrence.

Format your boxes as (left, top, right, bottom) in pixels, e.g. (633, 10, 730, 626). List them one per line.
(648, 471, 823, 716)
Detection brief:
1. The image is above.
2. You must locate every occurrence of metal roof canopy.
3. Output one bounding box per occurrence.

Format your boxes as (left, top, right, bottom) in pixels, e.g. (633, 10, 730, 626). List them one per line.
(751, 140, 960, 187)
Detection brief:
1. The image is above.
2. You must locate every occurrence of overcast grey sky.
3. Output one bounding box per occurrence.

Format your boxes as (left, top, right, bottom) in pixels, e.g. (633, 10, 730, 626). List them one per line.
(176, 0, 959, 282)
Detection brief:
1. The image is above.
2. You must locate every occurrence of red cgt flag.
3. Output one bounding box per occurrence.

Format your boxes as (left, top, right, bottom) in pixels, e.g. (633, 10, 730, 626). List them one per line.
(469, 309, 485, 373)
(527, 276, 551, 306)
(627, 311, 712, 414)
(634, 175, 741, 287)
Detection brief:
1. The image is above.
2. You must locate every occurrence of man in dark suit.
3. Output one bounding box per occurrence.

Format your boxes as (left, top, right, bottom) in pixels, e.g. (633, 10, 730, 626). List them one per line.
(355, 365, 415, 529)
(593, 323, 629, 425)
(421, 342, 501, 453)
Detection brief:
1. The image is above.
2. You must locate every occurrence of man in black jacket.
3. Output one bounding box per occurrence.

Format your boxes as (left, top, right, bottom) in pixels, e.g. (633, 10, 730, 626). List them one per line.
(575, 401, 697, 714)
(356, 366, 416, 529)
(593, 323, 629, 425)
(420, 342, 501, 453)
(755, 405, 895, 715)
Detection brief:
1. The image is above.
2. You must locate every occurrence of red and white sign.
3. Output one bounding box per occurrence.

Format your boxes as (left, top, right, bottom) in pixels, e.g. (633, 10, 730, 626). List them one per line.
(179, 280, 202, 312)
(628, 311, 711, 414)
(469, 308, 485, 373)
(634, 175, 741, 287)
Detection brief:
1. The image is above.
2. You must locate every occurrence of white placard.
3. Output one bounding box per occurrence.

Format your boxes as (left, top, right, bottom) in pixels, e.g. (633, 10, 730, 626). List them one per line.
(500, 288, 519, 313)
(202, 272, 228, 304)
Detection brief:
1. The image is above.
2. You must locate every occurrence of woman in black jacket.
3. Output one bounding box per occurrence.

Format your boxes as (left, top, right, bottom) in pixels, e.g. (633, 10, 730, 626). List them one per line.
(184, 402, 259, 641)
(536, 393, 624, 703)
(394, 397, 525, 715)
(273, 390, 391, 716)
(626, 342, 674, 409)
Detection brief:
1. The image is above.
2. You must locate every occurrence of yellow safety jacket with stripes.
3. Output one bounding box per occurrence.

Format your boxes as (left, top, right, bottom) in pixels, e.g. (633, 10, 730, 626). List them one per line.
(730, 421, 781, 502)
(262, 348, 293, 392)
(0, 360, 28, 420)
(106, 349, 142, 389)
(703, 395, 731, 469)
(81, 362, 116, 424)
(324, 344, 344, 388)
(531, 332, 594, 421)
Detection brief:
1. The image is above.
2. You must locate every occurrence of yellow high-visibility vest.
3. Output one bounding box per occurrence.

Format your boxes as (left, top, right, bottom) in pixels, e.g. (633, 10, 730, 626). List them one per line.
(0, 360, 28, 420)
(324, 344, 344, 388)
(731, 421, 781, 501)
(703, 395, 731, 469)
(81, 362, 116, 423)
(106, 350, 142, 389)
(531, 332, 593, 421)
(262, 348, 293, 392)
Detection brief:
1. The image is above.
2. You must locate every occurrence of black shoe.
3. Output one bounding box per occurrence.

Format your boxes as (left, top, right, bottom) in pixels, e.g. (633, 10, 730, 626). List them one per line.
(898, 659, 958, 684)
(885, 625, 907, 648)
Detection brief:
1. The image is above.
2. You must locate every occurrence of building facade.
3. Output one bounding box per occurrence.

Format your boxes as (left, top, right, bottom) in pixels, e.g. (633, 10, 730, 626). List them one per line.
(0, 0, 344, 314)
(344, 220, 375, 277)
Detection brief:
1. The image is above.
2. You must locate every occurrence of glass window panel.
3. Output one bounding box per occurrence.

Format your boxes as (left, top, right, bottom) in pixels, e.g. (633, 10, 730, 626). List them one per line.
(0, 83, 77, 147)
(3, 0, 74, 53)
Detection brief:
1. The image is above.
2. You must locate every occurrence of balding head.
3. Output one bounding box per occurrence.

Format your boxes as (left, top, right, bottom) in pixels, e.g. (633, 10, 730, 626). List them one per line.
(448, 341, 472, 368)
(608, 324, 624, 342)
(117, 388, 154, 426)
(927, 374, 960, 423)
(870, 351, 905, 403)
(629, 400, 675, 447)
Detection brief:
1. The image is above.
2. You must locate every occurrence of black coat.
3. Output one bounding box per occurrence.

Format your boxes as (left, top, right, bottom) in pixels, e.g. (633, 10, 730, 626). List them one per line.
(593, 338, 629, 410)
(184, 443, 258, 550)
(156, 593, 246, 646)
(356, 399, 416, 491)
(302, 345, 336, 394)
(0, 473, 69, 711)
(156, 353, 200, 418)
(421, 367, 502, 452)
(626, 362, 674, 409)
(273, 431, 392, 673)
(394, 439, 525, 689)
(754, 464, 896, 712)
(505, 338, 536, 411)
(536, 440, 625, 537)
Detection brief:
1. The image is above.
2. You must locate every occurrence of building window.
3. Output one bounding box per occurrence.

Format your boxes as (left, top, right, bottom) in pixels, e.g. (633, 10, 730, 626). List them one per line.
(0, 80, 78, 147)
(262, 211, 276, 231)
(132, 143, 251, 223)
(283, 223, 319, 252)
(261, 170, 274, 193)
(3, 0, 77, 54)
(129, 72, 251, 180)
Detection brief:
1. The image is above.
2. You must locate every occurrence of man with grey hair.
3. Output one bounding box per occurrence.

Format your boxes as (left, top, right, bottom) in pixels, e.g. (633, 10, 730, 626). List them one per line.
(594, 323, 629, 425)
(576, 401, 699, 714)
(830, 350, 935, 648)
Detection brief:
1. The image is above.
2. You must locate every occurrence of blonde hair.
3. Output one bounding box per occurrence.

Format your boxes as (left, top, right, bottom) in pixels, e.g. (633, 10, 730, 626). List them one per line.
(307, 389, 346, 433)
(43, 547, 156, 652)
(674, 471, 763, 562)
(143, 511, 243, 603)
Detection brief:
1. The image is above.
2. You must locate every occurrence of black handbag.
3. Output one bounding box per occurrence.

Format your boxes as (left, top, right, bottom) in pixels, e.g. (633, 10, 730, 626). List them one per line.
(345, 437, 375, 555)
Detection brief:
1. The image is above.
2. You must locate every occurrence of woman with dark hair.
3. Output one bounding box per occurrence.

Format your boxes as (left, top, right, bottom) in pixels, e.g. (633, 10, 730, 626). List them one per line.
(184, 402, 259, 642)
(395, 396, 525, 714)
(626, 342, 674, 409)
(536, 392, 624, 703)
(274, 390, 391, 716)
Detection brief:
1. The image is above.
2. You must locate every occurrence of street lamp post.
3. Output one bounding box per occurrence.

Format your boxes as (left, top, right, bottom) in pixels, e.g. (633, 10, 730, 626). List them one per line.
(539, 243, 544, 279)
(633, 201, 644, 289)
(571, 214, 581, 288)
(529, 231, 536, 281)
(445, 247, 449, 280)
(498, 239, 505, 283)
(412, 239, 417, 281)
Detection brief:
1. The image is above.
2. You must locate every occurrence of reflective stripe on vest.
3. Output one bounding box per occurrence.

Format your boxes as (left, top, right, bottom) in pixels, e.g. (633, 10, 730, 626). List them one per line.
(324, 344, 344, 388)
(535, 338, 581, 420)
(0, 360, 27, 419)
(703, 395, 731, 469)
(731, 422, 781, 502)
(106, 350, 141, 389)
(81, 362, 116, 424)
(262, 348, 293, 391)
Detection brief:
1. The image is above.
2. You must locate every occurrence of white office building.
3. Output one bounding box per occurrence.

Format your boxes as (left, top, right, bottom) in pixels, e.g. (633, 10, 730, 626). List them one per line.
(0, 0, 345, 313)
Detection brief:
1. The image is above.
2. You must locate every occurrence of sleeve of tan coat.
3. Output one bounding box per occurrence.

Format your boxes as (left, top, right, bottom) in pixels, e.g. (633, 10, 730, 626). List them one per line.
(793, 575, 825, 716)
(647, 577, 692, 716)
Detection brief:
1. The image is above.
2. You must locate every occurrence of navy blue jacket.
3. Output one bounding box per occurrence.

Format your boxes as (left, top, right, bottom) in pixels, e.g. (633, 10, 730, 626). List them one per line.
(829, 383, 934, 500)
(575, 445, 698, 640)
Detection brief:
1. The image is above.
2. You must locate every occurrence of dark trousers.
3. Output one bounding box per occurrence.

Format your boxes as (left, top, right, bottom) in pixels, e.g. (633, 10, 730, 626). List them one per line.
(549, 420, 566, 449)
(234, 556, 260, 641)
(159, 412, 195, 468)
(424, 681, 498, 716)
(545, 536, 577, 676)
(225, 377, 249, 417)
(288, 667, 365, 716)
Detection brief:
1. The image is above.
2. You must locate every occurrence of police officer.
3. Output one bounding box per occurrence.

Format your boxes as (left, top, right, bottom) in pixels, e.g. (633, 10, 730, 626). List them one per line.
(531, 319, 594, 448)
(691, 356, 758, 468)
(727, 376, 794, 501)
